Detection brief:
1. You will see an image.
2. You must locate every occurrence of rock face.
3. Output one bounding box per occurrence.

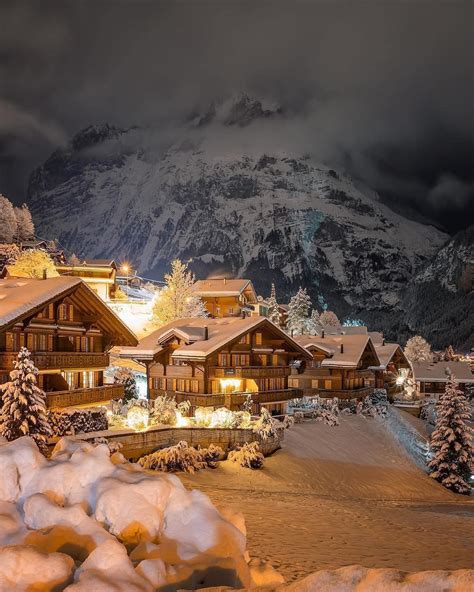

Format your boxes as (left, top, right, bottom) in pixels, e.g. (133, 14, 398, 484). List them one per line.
(28, 96, 451, 341)
(401, 226, 473, 349)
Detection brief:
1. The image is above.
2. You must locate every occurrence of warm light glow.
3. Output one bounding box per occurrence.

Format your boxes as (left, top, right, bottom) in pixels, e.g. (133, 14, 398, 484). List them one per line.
(396, 374, 406, 386)
(175, 410, 190, 427)
(121, 264, 130, 273)
(195, 406, 213, 427)
(126, 405, 149, 431)
(219, 378, 242, 393)
(210, 407, 235, 428)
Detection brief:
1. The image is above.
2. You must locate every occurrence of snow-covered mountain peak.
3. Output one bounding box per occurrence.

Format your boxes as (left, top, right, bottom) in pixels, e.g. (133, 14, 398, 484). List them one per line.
(191, 93, 282, 128)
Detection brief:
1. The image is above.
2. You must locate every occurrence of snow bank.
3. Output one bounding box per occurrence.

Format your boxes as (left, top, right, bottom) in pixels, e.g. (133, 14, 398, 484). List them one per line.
(0, 435, 280, 591)
(284, 565, 474, 591)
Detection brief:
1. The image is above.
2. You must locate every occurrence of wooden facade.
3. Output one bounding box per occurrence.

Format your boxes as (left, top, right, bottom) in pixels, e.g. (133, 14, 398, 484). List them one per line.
(0, 277, 137, 407)
(192, 278, 258, 318)
(120, 317, 310, 415)
(289, 335, 381, 399)
(56, 259, 117, 301)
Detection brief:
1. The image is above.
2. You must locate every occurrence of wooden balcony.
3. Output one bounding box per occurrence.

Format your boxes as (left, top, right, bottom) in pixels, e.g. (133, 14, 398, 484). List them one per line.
(297, 385, 374, 400)
(0, 351, 109, 371)
(210, 366, 291, 379)
(46, 384, 124, 408)
(150, 388, 302, 410)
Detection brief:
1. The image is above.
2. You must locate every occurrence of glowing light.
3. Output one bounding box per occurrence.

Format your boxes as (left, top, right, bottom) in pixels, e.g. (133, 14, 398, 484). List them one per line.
(121, 264, 130, 273)
(396, 374, 406, 386)
(175, 410, 190, 427)
(126, 405, 149, 431)
(195, 406, 213, 427)
(219, 378, 242, 393)
(210, 407, 235, 428)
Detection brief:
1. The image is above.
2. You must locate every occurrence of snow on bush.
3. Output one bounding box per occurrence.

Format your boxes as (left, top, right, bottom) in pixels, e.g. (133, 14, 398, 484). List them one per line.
(48, 407, 108, 436)
(252, 408, 279, 440)
(228, 442, 265, 469)
(0, 435, 283, 591)
(138, 441, 225, 473)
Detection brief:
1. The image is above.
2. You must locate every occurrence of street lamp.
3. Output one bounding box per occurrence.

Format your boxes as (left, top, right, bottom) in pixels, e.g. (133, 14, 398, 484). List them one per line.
(121, 264, 130, 287)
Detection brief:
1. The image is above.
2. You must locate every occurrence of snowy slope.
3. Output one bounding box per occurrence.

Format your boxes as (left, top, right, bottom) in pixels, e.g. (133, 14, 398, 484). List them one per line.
(28, 96, 448, 328)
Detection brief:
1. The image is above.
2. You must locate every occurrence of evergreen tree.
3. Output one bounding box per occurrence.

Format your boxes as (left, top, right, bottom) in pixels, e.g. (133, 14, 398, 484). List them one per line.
(267, 283, 280, 325)
(0, 348, 52, 452)
(428, 375, 473, 495)
(152, 259, 208, 326)
(14, 204, 35, 241)
(306, 309, 322, 335)
(114, 368, 139, 403)
(0, 194, 18, 243)
(287, 287, 312, 335)
(404, 335, 433, 363)
(320, 310, 341, 328)
(7, 249, 59, 279)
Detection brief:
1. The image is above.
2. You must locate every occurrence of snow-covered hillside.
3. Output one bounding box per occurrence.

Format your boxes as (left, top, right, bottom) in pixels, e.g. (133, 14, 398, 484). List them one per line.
(28, 95, 448, 329)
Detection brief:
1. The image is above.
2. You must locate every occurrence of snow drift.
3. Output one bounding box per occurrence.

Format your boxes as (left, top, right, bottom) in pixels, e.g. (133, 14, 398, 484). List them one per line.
(0, 435, 282, 591)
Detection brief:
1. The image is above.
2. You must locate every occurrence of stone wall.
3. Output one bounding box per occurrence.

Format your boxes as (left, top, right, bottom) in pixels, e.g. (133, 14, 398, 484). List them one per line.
(49, 425, 282, 460)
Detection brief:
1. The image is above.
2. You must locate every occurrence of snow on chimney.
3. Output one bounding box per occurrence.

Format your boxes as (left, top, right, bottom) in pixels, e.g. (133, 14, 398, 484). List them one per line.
(223, 277, 227, 285)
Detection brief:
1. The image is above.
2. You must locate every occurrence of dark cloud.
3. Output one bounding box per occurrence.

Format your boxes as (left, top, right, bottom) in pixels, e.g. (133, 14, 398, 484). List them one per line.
(0, 0, 472, 232)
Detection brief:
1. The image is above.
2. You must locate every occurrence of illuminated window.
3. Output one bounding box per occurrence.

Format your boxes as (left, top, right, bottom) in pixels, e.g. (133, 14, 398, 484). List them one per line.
(255, 332, 263, 345)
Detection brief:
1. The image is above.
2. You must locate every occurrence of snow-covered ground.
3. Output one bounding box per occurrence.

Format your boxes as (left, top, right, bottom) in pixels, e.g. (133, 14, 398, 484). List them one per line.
(181, 416, 474, 582)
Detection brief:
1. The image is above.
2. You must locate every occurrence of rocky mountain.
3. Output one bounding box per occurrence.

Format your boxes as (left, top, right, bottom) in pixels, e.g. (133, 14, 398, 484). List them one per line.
(28, 95, 453, 342)
(400, 226, 473, 350)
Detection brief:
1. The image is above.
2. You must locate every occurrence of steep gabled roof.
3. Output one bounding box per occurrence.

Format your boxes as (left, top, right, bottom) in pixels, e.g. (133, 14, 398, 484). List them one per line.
(374, 343, 409, 369)
(293, 334, 380, 368)
(193, 278, 257, 301)
(411, 361, 474, 383)
(0, 277, 137, 346)
(120, 316, 311, 362)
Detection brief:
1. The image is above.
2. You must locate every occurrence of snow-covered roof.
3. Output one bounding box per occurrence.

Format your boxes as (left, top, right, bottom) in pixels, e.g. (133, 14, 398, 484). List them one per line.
(120, 316, 311, 362)
(293, 334, 381, 369)
(0, 277, 137, 346)
(374, 343, 408, 369)
(411, 361, 474, 383)
(193, 278, 257, 301)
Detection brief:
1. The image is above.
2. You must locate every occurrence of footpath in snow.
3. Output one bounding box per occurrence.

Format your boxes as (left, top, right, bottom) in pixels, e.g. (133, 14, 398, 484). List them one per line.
(181, 415, 474, 582)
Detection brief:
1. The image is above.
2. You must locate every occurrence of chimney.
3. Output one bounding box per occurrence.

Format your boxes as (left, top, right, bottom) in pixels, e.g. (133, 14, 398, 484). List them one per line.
(321, 329, 325, 338)
(382, 338, 385, 346)
(340, 343, 344, 354)
(223, 277, 227, 285)
(42, 268, 47, 280)
(203, 325, 208, 340)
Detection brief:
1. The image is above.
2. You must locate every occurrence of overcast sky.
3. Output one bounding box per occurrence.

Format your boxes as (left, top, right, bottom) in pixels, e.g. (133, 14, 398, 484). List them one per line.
(1, 0, 472, 232)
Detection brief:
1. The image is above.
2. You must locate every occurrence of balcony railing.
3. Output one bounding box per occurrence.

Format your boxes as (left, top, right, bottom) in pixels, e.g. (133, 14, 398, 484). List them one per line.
(150, 388, 302, 410)
(0, 351, 109, 371)
(46, 384, 124, 408)
(210, 366, 291, 378)
(296, 385, 374, 399)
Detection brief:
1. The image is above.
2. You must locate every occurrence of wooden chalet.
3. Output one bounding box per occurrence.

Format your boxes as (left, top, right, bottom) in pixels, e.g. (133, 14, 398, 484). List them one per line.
(56, 259, 118, 301)
(289, 334, 381, 399)
(373, 342, 411, 400)
(119, 316, 311, 414)
(192, 278, 258, 318)
(411, 361, 474, 398)
(0, 277, 137, 407)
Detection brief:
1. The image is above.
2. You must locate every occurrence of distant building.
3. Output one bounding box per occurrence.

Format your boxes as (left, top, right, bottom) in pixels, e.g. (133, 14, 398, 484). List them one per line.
(56, 259, 118, 301)
(373, 342, 411, 399)
(119, 316, 310, 415)
(411, 361, 474, 398)
(192, 278, 258, 318)
(0, 277, 137, 407)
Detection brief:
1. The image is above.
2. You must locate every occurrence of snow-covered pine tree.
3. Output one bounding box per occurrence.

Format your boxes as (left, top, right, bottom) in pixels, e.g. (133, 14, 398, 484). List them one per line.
(287, 287, 312, 335)
(7, 249, 59, 279)
(267, 283, 280, 325)
(152, 259, 208, 326)
(114, 367, 139, 403)
(306, 309, 321, 335)
(319, 310, 341, 329)
(0, 243, 20, 266)
(428, 375, 473, 495)
(404, 335, 433, 363)
(14, 204, 35, 241)
(0, 194, 18, 243)
(0, 347, 52, 452)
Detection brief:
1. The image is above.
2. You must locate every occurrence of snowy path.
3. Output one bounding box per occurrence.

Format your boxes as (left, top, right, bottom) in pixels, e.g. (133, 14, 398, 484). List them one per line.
(181, 416, 474, 582)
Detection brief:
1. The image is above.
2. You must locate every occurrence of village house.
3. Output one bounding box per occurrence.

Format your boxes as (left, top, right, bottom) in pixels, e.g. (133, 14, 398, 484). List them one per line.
(119, 316, 311, 415)
(56, 259, 118, 301)
(0, 276, 137, 407)
(373, 341, 412, 400)
(411, 361, 474, 398)
(192, 278, 258, 318)
(288, 333, 381, 399)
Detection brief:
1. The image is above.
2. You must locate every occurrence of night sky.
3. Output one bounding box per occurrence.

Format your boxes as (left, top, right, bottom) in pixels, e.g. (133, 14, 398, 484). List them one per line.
(1, 0, 472, 233)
